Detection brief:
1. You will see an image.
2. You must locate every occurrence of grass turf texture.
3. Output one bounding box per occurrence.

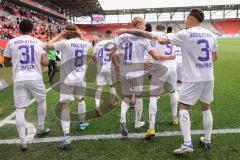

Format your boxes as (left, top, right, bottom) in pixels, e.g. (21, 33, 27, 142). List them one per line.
(0, 38, 240, 159)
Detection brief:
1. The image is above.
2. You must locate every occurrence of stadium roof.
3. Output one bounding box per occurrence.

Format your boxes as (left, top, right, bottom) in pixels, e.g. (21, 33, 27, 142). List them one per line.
(99, 0, 240, 10)
(47, 0, 104, 17)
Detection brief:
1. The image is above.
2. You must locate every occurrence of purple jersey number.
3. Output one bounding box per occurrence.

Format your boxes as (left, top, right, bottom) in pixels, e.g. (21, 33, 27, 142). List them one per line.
(19, 45, 34, 64)
(124, 42, 133, 61)
(165, 44, 173, 55)
(97, 48, 111, 62)
(75, 49, 84, 67)
(197, 39, 210, 61)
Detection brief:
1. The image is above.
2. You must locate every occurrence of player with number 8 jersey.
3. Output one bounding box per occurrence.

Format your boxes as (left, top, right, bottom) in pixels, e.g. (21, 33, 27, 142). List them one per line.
(46, 24, 92, 149)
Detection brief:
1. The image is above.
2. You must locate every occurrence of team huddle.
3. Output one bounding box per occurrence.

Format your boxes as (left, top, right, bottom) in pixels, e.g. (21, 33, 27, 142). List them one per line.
(3, 8, 218, 156)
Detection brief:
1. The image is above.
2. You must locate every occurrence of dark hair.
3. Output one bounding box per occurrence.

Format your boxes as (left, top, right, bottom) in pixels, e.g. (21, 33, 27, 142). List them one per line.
(189, 8, 204, 23)
(105, 30, 112, 35)
(145, 23, 152, 32)
(19, 19, 33, 33)
(156, 24, 166, 31)
(167, 26, 172, 33)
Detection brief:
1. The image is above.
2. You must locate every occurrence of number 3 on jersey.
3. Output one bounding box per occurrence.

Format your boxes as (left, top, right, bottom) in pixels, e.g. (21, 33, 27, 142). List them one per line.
(197, 39, 210, 61)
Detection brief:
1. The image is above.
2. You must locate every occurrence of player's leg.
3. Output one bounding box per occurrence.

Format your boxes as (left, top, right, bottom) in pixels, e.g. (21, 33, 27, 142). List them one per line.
(14, 81, 30, 151)
(173, 82, 202, 155)
(48, 60, 53, 83)
(95, 85, 104, 116)
(168, 68, 178, 125)
(119, 77, 132, 136)
(199, 81, 214, 149)
(145, 77, 163, 139)
(58, 84, 74, 149)
(76, 85, 89, 130)
(29, 81, 50, 137)
(95, 72, 106, 116)
(133, 77, 145, 128)
(108, 72, 117, 106)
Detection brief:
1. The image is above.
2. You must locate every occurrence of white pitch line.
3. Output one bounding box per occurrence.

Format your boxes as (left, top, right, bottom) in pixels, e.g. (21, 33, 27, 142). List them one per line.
(0, 128, 240, 145)
(0, 82, 59, 128)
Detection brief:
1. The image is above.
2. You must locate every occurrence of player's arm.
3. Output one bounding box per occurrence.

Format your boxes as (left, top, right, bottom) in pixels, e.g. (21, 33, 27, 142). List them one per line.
(118, 29, 154, 39)
(148, 49, 176, 60)
(112, 54, 120, 73)
(212, 52, 218, 61)
(45, 30, 66, 50)
(154, 36, 171, 45)
(41, 53, 49, 67)
(3, 56, 12, 67)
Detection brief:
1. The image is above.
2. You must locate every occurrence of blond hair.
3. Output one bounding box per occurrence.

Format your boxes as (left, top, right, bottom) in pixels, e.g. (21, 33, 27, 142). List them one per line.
(131, 17, 145, 27)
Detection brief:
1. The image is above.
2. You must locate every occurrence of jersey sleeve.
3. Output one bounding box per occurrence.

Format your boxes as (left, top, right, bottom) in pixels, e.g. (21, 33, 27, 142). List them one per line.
(3, 41, 12, 58)
(53, 40, 66, 52)
(167, 30, 186, 47)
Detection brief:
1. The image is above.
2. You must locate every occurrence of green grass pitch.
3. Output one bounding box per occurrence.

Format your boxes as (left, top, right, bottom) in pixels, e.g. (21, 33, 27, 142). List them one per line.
(0, 38, 240, 160)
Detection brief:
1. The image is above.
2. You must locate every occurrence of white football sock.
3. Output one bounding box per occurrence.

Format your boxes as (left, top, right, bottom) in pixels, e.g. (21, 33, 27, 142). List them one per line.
(120, 98, 130, 123)
(135, 98, 143, 124)
(110, 87, 116, 103)
(179, 109, 192, 146)
(95, 88, 102, 108)
(169, 92, 178, 117)
(37, 100, 46, 130)
(149, 96, 158, 130)
(61, 109, 70, 135)
(78, 100, 86, 123)
(202, 110, 213, 142)
(16, 108, 27, 144)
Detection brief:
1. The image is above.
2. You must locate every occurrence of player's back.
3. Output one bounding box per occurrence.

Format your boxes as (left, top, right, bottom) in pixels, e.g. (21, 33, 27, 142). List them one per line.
(115, 33, 153, 78)
(177, 26, 217, 82)
(94, 39, 115, 73)
(4, 35, 44, 83)
(115, 33, 152, 64)
(53, 38, 91, 84)
(151, 31, 176, 68)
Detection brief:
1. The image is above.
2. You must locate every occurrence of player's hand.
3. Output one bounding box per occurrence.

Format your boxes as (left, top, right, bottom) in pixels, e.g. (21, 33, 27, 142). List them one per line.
(145, 60, 153, 67)
(170, 54, 176, 60)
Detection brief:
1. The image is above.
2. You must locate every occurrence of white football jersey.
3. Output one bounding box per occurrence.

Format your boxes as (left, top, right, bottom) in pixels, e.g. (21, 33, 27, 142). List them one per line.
(53, 38, 91, 85)
(4, 35, 45, 83)
(93, 39, 115, 73)
(151, 31, 176, 68)
(174, 46, 182, 64)
(115, 33, 154, 78)
(168, 26, 218, 82)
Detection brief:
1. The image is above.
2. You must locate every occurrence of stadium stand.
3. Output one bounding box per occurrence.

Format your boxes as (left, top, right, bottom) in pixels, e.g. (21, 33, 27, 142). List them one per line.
(213, 19, 240, 35)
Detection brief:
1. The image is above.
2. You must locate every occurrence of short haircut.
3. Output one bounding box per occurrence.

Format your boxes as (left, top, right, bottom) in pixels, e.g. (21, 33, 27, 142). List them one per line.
(145, 23, 152, 32)
(167, 26, 172, 33)
(156, 24, 166, 31)
(132, 17, 145, 27)
(19, 19, 33, 33)
(189, 8, 204, 23)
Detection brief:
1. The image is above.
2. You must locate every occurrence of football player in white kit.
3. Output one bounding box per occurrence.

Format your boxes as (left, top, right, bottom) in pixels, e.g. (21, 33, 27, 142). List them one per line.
(4, 19, 50, 151)
(46, 24, 91, 149)
(145, 24, 178, 139)
(115, 17, 176, 137)
(155, 8, 218, 155)
(92, 30, 117, 116)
